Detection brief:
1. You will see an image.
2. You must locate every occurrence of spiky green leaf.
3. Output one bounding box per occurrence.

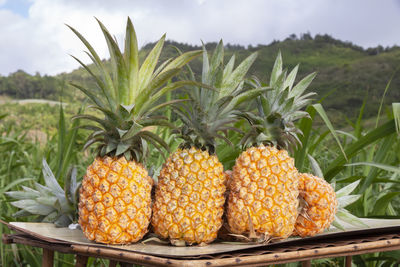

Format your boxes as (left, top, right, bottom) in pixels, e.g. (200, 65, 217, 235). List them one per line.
(372, 192, 400, 215)
(220, 52, 258, 97)
(124, 17, 139, 104)
(138, 34, 166, 93)
(270, 51, 282, 86)
(289, 72, 316, 98)
(307, 154, 324, 178)
(336, 180, 360, 198)
(338, 195, 361, 208)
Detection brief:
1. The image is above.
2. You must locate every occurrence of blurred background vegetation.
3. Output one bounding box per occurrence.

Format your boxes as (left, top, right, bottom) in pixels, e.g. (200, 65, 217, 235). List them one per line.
(1, 33, 399, 125)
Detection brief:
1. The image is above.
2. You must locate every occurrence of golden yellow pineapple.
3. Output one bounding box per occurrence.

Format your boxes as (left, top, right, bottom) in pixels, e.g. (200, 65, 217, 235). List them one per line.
(69, 18, 200, 244)
(227, 52, 316, 241)
(152, 41, 261, 245)
(152, 148, 226, 244)
(294, 173, 338, 237)
(227, 145, 299, 239)
(78, 157, 153, 244)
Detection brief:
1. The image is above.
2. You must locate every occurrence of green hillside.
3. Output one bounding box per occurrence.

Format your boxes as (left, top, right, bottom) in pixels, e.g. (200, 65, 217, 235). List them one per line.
(1, 34, 399, 124)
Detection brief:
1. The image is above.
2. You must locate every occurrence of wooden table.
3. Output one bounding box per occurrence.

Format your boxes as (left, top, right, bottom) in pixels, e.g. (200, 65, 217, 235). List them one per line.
(3, 225, 400, 267)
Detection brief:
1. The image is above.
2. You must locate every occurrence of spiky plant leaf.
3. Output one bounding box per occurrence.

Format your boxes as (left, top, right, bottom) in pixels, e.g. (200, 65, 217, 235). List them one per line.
(324, 119, 397, 181)
(331, 219, 345, 231)
(138, 35, 166, 96)
(372, 192, 400, 216)
(336, 180, 361, 198)
(307, 154, 324, 178)
(69, 17, 201, 161)
(335, 209, 368, 228)
(66, 24, 116, 102)
(338, 195, 362, 209)
(241, 53, 315, 151)
(312, 104, 347, 160)
(11, 200, 55, 216)
(270, 51, 283, 86)
(6, 160, 80, 227)
(394, 103, 400, 134)
(345, 162, 400, 174)
(219, 52, 258, 97)
(42, 159, 64, 196)
(0, 178, 33, 195)
(172, 41, 262, 152)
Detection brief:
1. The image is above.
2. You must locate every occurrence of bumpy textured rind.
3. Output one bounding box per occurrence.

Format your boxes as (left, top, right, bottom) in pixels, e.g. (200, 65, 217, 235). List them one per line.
(294, 173, 338, 237)
(79, 156, 153, 244)
(227, 145, 299, 239)
(152, 147, 226, 245)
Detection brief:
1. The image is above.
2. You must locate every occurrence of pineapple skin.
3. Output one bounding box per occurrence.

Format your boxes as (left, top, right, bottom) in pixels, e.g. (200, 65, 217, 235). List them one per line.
(294, 173, 338, 237)
(227, 145, 299, 239)
(79, 156, 153, 244)
(152, 147, 226, 245)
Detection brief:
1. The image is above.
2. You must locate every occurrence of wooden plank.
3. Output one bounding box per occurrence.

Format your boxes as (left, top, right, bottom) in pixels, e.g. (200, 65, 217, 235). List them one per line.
(9, 235, 73, 254)
(2, 234, 13, 244)
(71, 238, 400, 267)
(72, 245, 172, 267)
(42, 248, 54, 267)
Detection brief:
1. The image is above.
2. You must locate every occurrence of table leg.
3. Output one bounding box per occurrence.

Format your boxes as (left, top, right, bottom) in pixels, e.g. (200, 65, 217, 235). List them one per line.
(345, 256, 352, 267)
(42, 249, 54, 267)
(302, 260, 311, 267)
(75, 255, 89, 267)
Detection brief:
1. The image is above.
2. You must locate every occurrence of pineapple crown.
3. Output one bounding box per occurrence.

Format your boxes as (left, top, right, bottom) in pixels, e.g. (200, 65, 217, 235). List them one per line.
(240, 52, 316, 151)
(173, 40, 267, 153)
(6, 159, 80, 227)
(68, 17, 201, 162)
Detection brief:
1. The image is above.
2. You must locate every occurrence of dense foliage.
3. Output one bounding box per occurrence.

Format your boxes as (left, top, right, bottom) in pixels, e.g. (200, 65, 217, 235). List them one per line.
(0, 71, 62, 100)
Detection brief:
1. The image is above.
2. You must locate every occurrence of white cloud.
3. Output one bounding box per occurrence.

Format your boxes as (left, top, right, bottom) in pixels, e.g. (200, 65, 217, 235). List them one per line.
(1, 0, 400, 76)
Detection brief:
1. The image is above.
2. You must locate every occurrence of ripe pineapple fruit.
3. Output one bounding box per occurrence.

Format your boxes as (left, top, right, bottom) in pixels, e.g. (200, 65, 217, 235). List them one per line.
(292, 153, 367, 237)
(227, 52, 316, 241)
(152, 41, 263, 245)
(69, 18, 201, 244)
(228, 146, 299, 240)
(294, 173, 338, 237)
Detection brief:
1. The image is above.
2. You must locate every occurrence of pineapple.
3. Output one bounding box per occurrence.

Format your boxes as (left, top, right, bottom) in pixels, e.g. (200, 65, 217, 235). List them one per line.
(151, 41, 263, 245)
(294, 173, 338, 237)
(227, 52, 316, 241)
(68, 18, 201, 244)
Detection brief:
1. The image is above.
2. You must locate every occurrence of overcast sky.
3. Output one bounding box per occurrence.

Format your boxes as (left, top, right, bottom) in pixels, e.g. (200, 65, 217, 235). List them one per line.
(1, 0, 400, 76)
